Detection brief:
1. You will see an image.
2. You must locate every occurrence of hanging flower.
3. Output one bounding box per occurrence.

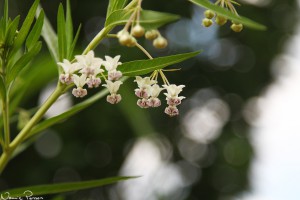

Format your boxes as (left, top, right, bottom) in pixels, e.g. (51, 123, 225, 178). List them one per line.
(57, 59, 81, 84)
(72, 74, 88, 98)
(103, 80, 123, 104)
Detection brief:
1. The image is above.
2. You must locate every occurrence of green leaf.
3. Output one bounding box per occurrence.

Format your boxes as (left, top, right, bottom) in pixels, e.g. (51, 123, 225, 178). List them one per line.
(26, 10, 44, 50)
(1, 176, 138, 198)
(3, 0, 8, 31)
(120, 51, 201, 77)
(66, 0, 73, 51)
(37, 6, 59, 62)
(9, 0, 40, 57)
(189, 0, 266, 30)
(57, 4, 67, 61)
(0, 77, 6, 101)
(68, 24, 81, 59)
(105, 9, 180, 30)
(7, 42, 42, 83)
(107, 0, 129, 19)
(4, 16, 20, 46)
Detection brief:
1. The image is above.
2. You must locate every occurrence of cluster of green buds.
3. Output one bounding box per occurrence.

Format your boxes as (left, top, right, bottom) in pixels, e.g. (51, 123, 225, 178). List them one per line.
(117, 0, 168, 49)
(202, 0, 244, 32)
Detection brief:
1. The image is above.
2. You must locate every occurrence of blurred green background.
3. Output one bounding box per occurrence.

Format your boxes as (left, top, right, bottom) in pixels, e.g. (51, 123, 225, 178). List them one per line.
(0, 0, 299, 199)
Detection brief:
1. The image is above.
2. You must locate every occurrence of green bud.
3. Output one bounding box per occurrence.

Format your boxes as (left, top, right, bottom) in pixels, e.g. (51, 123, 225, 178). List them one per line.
(231, 23, 243, 32)
(215, 15, 227, 26)
(204, 10, 215, 19)
(202, 18, 213, 27)
(153, 36, 168, 49)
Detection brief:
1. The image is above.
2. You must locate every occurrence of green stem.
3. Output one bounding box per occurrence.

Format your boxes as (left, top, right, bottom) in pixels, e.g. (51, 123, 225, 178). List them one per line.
(83, 27, 113, 55)
(2, 94, 10, 148)
(0, 83, 65, 174)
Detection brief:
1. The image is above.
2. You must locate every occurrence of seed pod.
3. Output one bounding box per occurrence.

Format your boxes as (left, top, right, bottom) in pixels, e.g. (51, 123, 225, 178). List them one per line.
(145, 30, 159, 40)
(202, 18, 213, 27)
(215, 15, 227, 26)
(204, 10, 215, 19)
(231, 23, 243, 32)
(153, 36, 168, 49)
(131, 24, 145, 38)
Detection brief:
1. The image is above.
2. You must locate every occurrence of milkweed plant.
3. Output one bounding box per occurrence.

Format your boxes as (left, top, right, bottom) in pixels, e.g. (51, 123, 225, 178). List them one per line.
(0, 0, 265, 197)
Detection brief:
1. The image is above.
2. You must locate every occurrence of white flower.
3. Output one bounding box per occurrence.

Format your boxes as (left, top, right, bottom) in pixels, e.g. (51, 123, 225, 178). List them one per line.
(79, 65, 104, 77)
(163, 84, 185, 98)
(107, 94, 122, 104)
(165, 106, 179, 117)
(108, 70, 122, 81)
(75, 50, 103, 69)
(73, 74, 87, 88)
(137, 98, 149, 108)
(147, 98, 161, 107)
(134, 76, 156, 89)
(103, 55, 122, 71)
(58, 59, 81, 74)
(150, 84, 164, 98)
(87, 76, 101, 88)
(72, 88, 87, 98)
(103, 80, 123, 94)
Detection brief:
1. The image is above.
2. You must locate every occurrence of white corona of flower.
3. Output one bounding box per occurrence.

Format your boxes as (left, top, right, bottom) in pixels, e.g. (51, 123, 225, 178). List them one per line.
(163, 84, 185, 98)
(103, 55, 122, 71)
(150, 84, 164, 98)
(75, 50, 103, 70)
(58, 59, 81, 74)
(73, 74, 87, 88)
(103, 80, 123, 94)
(134, 76, 157, 89)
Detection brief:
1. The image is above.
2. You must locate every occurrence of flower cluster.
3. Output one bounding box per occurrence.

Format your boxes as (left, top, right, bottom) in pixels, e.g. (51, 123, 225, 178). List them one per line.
(134, 76, 185, 117)
(202, 0, 244, 32)
(57, 51, 123, 104)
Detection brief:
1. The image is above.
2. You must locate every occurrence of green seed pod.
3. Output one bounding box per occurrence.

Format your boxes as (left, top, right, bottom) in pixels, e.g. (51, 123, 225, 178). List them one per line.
(231, 23, 243, 32)
(202, 18, 213, 27)
(204, 10, 215, 19)
(145, 30, 159, 40)
(131, 24, 145, 38)
(215, 15, 227, 26)
(153, 36, 168, 49)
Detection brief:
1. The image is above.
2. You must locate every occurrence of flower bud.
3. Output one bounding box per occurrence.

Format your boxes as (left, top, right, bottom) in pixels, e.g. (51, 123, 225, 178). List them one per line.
(126, 36, 137, 47)
(231, 23, 243, 32)
(145, 30, 159, 40)
(131, 24, 145, 38)
(215, 15, 227, 26)
(153, 36, 168, 49)
(118, 32, 132, 46)
(202, 18, 213, 27)
(204, 10, 215, 19)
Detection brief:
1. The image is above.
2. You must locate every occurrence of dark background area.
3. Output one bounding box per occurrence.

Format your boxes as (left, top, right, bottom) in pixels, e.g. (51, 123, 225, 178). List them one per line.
(0, 0, 299, 199)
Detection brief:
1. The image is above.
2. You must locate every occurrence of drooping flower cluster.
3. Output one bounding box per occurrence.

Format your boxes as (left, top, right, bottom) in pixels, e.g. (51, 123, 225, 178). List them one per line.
(57, 50, 123, 103)
(134, 76, 185, 117)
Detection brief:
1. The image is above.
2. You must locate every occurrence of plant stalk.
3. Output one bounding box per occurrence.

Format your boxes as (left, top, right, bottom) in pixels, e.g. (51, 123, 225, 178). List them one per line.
(0, 84, 65, 174)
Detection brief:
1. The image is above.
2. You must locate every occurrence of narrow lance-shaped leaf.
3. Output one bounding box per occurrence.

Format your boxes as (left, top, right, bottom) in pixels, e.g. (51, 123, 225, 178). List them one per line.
(7, 42, 42, 83)
(57, 3, 67, 61)
(119, 51, 201, 77)
(68, 24, 81, 59)
(106, 0, 129, 19)
(9, 0, 40, 58)
(3, 0, 9, 31)
(1, 176, 138, 198)
(189, 0, 266, 30)
(26, 10, 44, 50)
(37, 5, 59, 62)
(4, 16, 20, 46)
(66, 0, 73, 50)
(105, 9, 180, 30)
